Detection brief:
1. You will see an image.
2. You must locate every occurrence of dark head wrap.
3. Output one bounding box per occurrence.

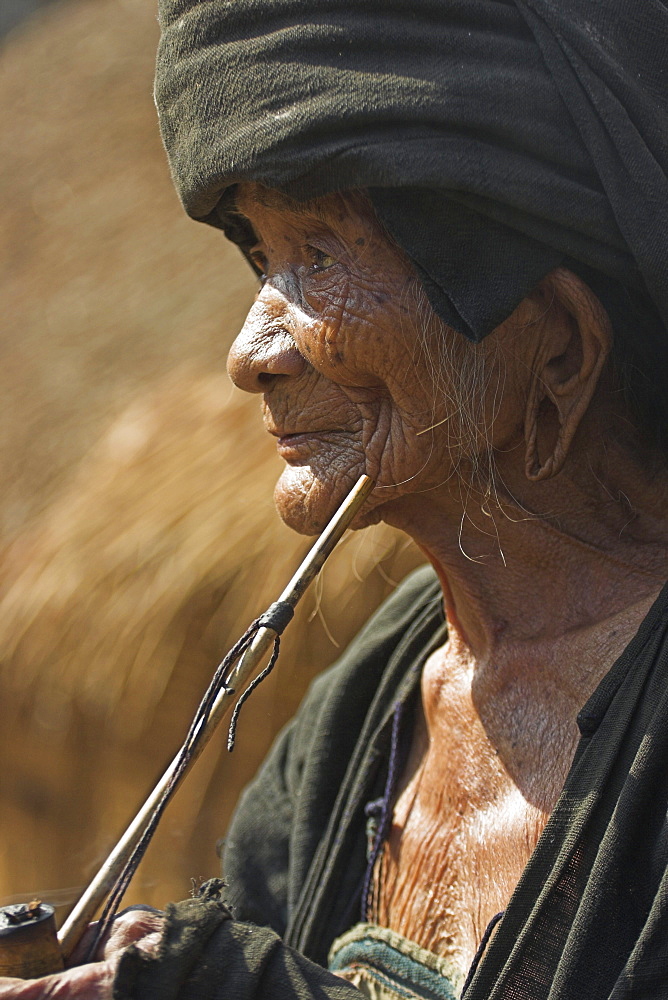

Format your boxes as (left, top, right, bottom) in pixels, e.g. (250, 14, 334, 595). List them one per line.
(155, 0, 668, 348)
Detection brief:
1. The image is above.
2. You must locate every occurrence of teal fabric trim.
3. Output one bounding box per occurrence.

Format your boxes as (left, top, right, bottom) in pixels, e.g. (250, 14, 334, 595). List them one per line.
(329, 924, 460, 1000)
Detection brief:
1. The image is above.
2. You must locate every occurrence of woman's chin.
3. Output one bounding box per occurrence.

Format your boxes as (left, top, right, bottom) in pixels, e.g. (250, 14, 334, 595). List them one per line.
(273, 465, 363, 535)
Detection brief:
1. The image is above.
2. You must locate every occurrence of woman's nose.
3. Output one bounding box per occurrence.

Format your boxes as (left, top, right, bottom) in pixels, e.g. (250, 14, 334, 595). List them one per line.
(227, 286, 307, 393)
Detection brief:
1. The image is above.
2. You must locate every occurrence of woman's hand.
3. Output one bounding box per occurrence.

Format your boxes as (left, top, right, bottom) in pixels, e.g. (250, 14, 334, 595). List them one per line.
(0, 909, 163, 999)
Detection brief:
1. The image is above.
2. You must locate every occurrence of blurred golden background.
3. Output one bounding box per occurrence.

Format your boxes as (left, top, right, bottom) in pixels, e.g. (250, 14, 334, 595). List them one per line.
(0, 0, 423, 923)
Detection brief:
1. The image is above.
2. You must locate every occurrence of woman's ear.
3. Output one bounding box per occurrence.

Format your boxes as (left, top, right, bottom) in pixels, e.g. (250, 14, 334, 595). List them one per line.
(524, 268, 612, 481)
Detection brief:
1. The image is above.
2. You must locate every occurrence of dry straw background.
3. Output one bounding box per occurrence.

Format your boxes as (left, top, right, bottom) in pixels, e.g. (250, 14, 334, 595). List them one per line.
(0, 0, 423, 921)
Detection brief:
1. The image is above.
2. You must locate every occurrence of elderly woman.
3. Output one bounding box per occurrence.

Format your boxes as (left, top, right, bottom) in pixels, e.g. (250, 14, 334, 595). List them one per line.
(3, 1, 668, 998)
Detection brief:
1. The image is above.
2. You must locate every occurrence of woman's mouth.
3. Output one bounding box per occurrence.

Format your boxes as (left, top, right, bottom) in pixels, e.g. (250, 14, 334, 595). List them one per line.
(273, 430, 342, 462)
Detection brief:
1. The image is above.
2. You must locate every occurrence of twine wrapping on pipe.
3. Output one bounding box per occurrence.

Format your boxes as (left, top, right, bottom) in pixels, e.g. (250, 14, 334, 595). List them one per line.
(85, 600, 294, 960)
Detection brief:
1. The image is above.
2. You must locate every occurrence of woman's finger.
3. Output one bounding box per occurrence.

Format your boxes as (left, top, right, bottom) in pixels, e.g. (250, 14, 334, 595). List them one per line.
(101, 910, 163, 959)
(0, 960, 115, 1000)
(69, 909, 164, 965)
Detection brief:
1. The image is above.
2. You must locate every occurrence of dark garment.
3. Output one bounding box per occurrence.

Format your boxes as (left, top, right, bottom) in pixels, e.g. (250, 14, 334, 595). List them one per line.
(155, 0, 668, 345)
(113, 893, 359, 1000)
(115, 566, 668, 999)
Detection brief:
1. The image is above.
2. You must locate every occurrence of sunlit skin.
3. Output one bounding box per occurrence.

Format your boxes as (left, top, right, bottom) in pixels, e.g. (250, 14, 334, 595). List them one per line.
(2, 184, 668, 995)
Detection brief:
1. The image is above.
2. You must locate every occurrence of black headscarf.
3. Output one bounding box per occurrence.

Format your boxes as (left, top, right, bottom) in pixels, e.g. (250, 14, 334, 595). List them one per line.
(155, 0, 668, 347)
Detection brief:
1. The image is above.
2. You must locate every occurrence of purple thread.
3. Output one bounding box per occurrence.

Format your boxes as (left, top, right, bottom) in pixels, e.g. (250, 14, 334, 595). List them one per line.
(361, 699, 405, 919)
(461, 910, 505, 996)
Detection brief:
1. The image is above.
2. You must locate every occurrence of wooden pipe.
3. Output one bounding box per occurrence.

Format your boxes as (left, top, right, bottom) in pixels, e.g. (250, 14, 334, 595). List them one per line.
(0, 475, 374, 978)
(0, 903, 63, 979)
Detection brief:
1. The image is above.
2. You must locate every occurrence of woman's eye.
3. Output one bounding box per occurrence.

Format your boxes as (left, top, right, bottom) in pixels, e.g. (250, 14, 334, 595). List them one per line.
(250, 250, 268, 282)
(306, 246, 337, 272)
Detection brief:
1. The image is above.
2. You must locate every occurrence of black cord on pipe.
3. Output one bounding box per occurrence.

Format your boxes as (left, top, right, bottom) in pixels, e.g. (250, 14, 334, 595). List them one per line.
(84, 602, 294, 962)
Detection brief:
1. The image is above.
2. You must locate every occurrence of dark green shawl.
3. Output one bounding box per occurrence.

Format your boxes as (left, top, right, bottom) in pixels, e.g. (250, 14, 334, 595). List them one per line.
(155, 0, 668, 347)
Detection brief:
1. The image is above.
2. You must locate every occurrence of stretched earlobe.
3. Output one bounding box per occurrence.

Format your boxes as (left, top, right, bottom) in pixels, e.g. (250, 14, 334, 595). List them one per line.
(522, 268, 612, 483)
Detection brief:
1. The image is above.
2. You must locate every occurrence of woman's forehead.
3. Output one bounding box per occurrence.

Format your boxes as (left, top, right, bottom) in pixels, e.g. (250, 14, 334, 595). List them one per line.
(234, 183, 375, 233)
(234, 185, 317, 238)
(235, 182, 298, 215)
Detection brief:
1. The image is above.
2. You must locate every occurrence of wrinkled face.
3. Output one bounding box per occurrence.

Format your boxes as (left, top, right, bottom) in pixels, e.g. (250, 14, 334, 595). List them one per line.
(227, 184, 479, 534)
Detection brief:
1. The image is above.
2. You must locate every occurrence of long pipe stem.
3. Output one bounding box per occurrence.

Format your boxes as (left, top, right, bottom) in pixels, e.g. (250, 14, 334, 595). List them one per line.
(57, 474, 374, 961)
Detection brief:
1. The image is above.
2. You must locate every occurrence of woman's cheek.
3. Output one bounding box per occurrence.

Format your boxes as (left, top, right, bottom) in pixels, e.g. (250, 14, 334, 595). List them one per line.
(300, 266, 345, 316)
(299, 275, 369, 374)
(294, 311, 353, 380)
(300, 273, 411, 388)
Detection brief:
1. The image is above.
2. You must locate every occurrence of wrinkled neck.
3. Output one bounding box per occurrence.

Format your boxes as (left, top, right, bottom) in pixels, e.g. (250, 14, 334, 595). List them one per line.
(381, 444, 668, 662)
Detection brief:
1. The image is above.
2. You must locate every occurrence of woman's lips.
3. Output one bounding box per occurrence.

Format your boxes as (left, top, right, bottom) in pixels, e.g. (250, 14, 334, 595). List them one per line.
(273, 430, 339, 461)
(276, 432, 311, 444)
